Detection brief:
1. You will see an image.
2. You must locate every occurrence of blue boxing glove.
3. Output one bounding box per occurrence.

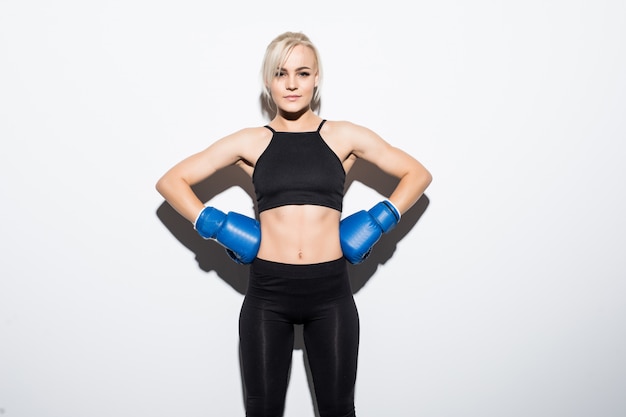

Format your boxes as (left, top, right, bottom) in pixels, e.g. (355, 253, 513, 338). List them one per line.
(340, 200, 400, 264)
(194, 206, 261, 264)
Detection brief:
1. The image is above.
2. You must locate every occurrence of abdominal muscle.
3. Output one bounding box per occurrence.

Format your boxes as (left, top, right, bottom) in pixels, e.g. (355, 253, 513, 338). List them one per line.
(256, 205, 343, 264)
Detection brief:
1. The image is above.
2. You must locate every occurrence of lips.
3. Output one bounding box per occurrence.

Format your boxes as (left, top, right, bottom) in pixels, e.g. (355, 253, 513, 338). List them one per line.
(284, 95, 301, 101)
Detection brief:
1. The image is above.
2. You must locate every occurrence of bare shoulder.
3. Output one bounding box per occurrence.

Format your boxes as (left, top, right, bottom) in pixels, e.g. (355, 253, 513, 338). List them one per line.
(218, 126, 272, 174)
(322, 120, 374, 136)
(322, 119, 388, 155)
(222, 126, 272, 146)
(206, 126, 272, 159)
(185, 126, 271, 171)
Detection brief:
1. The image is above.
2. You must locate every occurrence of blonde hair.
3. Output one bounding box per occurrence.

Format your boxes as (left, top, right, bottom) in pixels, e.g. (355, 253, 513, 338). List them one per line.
(261, 31, 323, 109)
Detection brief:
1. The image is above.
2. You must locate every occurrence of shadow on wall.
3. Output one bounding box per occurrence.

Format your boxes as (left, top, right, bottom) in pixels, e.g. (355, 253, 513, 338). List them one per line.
(155, 165, 256, 294)
(155, 159, 430, 295)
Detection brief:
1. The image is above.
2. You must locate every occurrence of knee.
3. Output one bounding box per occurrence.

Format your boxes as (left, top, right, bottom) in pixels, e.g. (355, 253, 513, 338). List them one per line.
(245, 395, 285, 417)
(317, 398, 356, 417)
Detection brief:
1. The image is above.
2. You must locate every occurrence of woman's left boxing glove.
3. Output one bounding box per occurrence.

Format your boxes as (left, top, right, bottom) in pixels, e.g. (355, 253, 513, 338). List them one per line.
(339, 200, 400, 264)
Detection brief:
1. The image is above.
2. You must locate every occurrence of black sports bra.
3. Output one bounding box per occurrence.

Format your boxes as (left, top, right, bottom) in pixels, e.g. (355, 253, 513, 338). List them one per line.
(253, 120, 345, 213)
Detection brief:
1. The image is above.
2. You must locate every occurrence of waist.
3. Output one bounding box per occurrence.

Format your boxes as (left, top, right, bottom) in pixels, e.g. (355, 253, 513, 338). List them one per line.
(246, 257, 352, 304)
(250, 257, 347, 279)
(257, 205, 343, 264)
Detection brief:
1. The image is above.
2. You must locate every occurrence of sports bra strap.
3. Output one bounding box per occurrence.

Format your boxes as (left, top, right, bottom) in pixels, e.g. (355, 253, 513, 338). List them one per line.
(317, 119, 327, 132)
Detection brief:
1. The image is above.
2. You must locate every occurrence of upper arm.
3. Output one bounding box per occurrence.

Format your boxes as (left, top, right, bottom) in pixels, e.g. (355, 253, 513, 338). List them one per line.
(346, 122, 423, 180)
(161, 128, 261, 186)
(344, 122, 432, 211)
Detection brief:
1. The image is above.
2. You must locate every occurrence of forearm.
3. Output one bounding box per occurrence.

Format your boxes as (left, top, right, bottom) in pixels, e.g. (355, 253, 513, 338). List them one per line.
(387, 163, 432, 215)
(155, 176, 205, 223)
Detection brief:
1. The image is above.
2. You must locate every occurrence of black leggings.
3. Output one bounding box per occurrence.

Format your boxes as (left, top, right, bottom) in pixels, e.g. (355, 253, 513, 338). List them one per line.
(239, 258, 359, 417)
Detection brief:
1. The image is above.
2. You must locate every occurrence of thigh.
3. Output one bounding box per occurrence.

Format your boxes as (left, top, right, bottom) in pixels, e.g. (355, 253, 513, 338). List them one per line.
(303, 296, 360, 417)
(239, 298, 294, 417)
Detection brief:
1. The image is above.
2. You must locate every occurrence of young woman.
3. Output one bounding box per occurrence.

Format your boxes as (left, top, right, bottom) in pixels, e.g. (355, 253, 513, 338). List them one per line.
(156, 31, 432, 417)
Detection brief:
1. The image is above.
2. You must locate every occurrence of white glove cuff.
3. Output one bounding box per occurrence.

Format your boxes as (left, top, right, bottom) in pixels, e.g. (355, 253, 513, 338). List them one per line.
(385, 199, 401, 221)
(193, 206, 206, 229)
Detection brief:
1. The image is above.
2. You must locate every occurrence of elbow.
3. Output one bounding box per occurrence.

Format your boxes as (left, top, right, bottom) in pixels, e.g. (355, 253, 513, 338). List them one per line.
(155, 175, 170, 197)
(414, 163, 432, 192)
(424, 169, 433, 188)
(155, 173, 193, 201)
(415, 171, 432, 197)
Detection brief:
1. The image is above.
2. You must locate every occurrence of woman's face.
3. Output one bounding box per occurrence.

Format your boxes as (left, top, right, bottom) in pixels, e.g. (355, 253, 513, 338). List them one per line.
(269, 45, 319, 114)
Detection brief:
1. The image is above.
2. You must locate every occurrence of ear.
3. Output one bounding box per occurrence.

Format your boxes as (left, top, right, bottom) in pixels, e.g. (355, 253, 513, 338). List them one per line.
(315, 72, 319, 87)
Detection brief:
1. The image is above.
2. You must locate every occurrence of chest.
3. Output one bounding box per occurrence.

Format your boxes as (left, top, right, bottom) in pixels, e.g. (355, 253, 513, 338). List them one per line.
(252, 134, 345, 195)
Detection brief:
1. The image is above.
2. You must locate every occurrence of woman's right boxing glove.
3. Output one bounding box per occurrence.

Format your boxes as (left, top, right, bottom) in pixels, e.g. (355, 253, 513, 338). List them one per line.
(194, 206, 261, 264)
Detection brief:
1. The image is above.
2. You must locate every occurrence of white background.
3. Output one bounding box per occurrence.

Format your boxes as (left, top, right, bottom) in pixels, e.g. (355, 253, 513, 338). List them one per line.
(1, 1, 625, 416)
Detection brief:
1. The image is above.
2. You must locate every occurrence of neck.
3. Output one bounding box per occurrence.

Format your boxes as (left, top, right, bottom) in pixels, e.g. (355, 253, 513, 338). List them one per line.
(272, 110, 321, 132)
(276, 106, 311, 121)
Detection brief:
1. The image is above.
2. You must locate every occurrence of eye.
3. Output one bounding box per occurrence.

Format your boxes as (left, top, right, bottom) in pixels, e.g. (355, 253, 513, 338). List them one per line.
(298, 71, 310, 77)
(274, 70, 285, 77)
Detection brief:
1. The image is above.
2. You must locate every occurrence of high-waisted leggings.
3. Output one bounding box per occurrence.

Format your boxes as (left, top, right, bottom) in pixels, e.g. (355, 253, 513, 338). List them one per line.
(239, 257, 359, 417)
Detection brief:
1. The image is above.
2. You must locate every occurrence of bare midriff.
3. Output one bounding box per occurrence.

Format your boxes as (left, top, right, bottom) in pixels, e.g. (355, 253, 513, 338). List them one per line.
(257, 205, 342, 264)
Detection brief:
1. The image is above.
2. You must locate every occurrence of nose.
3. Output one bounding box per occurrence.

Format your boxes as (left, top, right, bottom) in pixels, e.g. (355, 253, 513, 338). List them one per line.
(286, 75, 297, 91)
